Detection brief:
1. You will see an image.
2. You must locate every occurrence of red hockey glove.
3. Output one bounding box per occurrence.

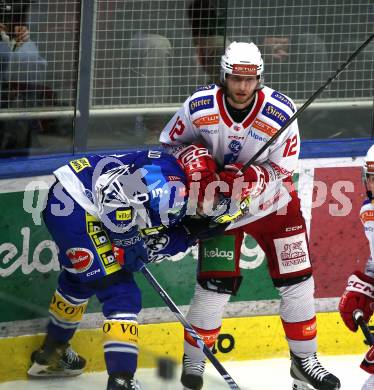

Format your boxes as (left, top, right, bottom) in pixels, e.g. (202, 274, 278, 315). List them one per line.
(178, 144, 218, 202)
(339, 271, 374, 332)
(361, 345, 374, 374)
(219, 163, 269, 199)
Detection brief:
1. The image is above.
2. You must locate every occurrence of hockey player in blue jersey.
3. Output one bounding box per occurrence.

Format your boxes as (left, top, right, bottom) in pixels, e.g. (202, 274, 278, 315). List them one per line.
(27, 150, 193, 390)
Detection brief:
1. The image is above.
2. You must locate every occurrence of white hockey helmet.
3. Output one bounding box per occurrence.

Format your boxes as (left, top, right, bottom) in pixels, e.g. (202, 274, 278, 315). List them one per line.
(364, 144, 374, 178)
(363, 145, 374, 199)
(220, 41, 264, 84)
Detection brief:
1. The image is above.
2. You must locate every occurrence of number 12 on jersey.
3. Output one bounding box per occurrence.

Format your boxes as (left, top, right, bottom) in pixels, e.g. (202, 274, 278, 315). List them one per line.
(283, 135, 298, 157)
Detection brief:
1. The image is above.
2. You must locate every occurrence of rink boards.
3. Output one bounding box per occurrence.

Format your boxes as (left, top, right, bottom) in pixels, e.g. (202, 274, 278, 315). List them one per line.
(0, 156, 372, 381)
(0, 312, 369, 382)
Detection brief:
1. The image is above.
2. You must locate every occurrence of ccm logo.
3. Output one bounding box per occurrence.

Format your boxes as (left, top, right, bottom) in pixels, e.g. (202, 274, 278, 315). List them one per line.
(285, 225, 303, 232)
(348, 281, 374, 294)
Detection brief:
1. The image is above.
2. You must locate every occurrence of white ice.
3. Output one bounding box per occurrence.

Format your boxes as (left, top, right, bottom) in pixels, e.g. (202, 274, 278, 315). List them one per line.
(0, 355, 368, 389)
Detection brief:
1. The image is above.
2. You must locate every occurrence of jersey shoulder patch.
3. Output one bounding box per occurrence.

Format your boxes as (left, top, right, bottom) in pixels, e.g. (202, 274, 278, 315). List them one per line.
(194, 83, 216, 93)
(271, 90, 296, 113)
(189, 94, 215, 115)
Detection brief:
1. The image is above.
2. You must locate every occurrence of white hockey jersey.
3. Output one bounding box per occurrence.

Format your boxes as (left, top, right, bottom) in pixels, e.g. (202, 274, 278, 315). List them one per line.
(159, 84, 300, 227)
(360, 200, 374, 277)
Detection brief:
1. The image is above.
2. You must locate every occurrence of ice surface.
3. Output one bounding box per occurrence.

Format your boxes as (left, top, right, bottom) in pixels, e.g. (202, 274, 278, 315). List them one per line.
(0, 355, 368, 389)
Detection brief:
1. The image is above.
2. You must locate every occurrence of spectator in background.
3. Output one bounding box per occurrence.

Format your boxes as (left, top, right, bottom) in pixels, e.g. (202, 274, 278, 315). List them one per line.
(187, 0, 228, 85)
(123, 0, 228, 144)
(0, 0, 47, 156)
(259, 32, 331, 101)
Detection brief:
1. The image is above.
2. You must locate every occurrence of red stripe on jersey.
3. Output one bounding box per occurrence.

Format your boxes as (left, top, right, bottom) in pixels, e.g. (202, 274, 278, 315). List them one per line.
(217, 88, 233, 127)
(242, 89, 265, 129)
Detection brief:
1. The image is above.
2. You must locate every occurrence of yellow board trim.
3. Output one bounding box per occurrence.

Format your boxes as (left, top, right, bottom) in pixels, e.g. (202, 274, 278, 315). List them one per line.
(0, 312, 369, 382)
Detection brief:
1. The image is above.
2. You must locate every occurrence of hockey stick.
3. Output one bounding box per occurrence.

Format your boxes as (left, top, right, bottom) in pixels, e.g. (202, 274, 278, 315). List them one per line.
(140, 265, 241, 389)
(353, 310, 374, 346)
(240, 33, 374, 173)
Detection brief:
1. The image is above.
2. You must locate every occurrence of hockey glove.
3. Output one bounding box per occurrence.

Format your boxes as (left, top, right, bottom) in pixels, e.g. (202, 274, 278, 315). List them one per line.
(212, 195, 251, 224)
(178, 144, 218, 202)
(339, 271, 374, 332)
(361, 345, 374, 374)
(219, 163, 269, 199)
(181, 215, 229, 243)
(110, 228, 150, 272)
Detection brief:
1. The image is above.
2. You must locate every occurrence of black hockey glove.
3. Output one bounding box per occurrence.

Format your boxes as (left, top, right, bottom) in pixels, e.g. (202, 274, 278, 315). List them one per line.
(181, 215, 229, 243)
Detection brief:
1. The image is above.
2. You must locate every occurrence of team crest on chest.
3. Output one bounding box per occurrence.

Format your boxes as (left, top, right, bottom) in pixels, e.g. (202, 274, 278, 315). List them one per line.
(228, 140, 242, 153)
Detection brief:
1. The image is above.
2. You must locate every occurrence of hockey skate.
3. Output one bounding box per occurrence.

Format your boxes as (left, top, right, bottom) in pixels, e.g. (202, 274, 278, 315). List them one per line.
(107, 374, 141, 390)
(27, 343, 86, 377)
(290, 351, 340, 390)
(181, 354, 205, 390)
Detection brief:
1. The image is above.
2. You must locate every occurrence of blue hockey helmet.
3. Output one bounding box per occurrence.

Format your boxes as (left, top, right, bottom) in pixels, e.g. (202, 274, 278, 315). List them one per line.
(139, 154, 188, 226)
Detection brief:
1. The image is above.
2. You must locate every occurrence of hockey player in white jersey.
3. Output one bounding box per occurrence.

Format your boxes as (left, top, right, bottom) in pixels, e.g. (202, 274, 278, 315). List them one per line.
(339, 144, 374, 390)
(160, 41, 341, 390)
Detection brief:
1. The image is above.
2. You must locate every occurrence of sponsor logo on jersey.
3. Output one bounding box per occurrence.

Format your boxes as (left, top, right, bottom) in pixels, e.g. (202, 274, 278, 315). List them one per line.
(100, 250, 118, 268)
(252, 118, 277, 137)
(285, 225, 303, 232)
(91, 231, 110, 248)
(262, 103, 290, 126)
(248, 129, 267, 143)
(232, 64, 257, 76)
(280, 241, 305, 261)
(274, 233, 311, 274)
(200, 128, 219, 134)
(195, 84, 215, 92)
(66, 247, 94, 273)
(361, 210, 374, 223)
(86, 269, 101, 277)
(228, 140, 242, 153)
(113, 234, 142, 247)
(69, 157, 91, 173)
(193, 114, 219, 127)
(271, 91, 295, 112)
(86, 213, 102, 234)
(167, 175, 181, 181)
(228, 135, 244, 140)
(140, 225, 167, 236)
(189, 95, 214, 114)
(116, 209, 132, 221)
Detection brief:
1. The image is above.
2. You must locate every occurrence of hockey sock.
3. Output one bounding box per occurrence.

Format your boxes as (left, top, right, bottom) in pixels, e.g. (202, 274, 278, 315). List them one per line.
(103, 314, 139, 375)
(47, 289, 88, 343)
(278, 276, 317, 357)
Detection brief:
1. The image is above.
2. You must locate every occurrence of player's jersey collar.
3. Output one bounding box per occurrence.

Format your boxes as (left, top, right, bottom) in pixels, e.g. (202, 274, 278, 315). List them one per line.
(216, 88, 265, 129)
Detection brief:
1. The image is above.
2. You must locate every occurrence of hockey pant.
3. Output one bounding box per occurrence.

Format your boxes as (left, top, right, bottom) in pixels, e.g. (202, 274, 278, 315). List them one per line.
(43, 184, 142, 376)
(185, 191, 317, 361)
